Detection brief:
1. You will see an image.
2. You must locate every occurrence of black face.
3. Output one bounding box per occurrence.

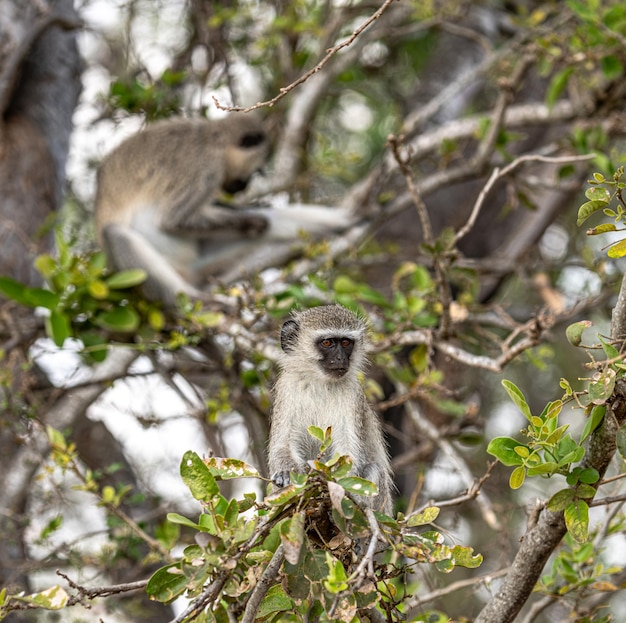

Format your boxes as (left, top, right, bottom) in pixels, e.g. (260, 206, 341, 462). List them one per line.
(316, 336, 354, 378)
(239, 131, 266, 148)
(222, 177, 249, 194)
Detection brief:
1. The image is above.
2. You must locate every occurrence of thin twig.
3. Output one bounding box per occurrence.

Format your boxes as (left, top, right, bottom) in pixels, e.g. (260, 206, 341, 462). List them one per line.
(329, 508, 382, 619)
(517, 595, 558, 623)
(56, 570, 148, 602)
(213, 0, 398, 112)
(241, 545, 285, 623)
(405, 566, 510, 612)
(454, 153, 596, 245)
(387, 134, 453, 334)
(418, 461, 498, 512)
(399, 378, 501, 531)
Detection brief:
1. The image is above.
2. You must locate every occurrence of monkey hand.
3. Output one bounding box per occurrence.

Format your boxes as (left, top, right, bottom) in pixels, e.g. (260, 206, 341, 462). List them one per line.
(271, 470, 291, 488)
(238, 214, 269, 237)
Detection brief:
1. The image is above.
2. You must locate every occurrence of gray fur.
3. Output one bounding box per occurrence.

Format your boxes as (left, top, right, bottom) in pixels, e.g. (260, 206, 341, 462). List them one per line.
(268, 305, 393, 514)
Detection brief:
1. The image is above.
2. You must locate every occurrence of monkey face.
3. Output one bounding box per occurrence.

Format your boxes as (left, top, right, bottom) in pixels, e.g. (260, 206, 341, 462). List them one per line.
(279, 306, 367, 382)
(316, 337, 354, 378)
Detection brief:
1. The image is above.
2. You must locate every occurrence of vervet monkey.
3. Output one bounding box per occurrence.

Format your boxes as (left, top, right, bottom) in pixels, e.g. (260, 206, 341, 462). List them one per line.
(95, 115, 352, 307)
(268, 304, 393, 515)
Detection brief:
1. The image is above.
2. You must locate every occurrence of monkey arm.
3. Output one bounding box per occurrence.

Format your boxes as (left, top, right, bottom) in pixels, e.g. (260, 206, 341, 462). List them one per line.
(159, 203, 268, 239)
(101, 224, 209, 307)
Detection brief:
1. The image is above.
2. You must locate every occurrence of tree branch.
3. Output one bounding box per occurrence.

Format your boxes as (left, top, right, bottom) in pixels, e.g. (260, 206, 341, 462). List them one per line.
(474, 274, 626, 623)
(213, 0, 398, 113)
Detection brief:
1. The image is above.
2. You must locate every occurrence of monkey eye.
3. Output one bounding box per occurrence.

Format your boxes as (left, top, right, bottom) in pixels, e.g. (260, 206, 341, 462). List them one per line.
(340, 338, 352, 348)
(319, 338, 333, 348)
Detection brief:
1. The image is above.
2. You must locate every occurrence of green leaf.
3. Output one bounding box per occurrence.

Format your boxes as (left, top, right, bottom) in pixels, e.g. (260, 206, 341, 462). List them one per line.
(509, 466, 526, 489)
(166, 512, 202, 530)
(47, 310, 72, 347)
(180, 451, 219, 502)
(607, 238, 626, 259)
(265, 484, 300, 506)
(307, 425, 325, 442)
(501, 380, 532, 422)
(435, 558, 455, 573)
(202, 457, 261, 480)
(333, 275, 359, 294)
(601, 55, 623, 81)
(406, 506, 440, 527)
(256, 584, 294, 619)
(565, 320, 592, 347)
(575, 483, 597, 499)
(486, 437, 526, 466)
(514, 445, 530, 458)
(280, 512, 305, 565)
(547, 488, 575, 512)
(284, 558, 311, 601)
(544, 424, 569, 445)
(577, 468, 600, 485)
(19, 585, 68, 610)
(585, 186, 610, 201)
(336, 476, 378, 497)
(106, 269, 147, 289)
(146, 563, 188, 603)
(581, 405, 606, 443)
(88, 280, 109, 299)
(79, 331, 109, 363)
(577, 200, 610, 226)
(0, 276, 34, 306)
(588, 368, 616, 405)
(323, 551, 349, 593)
(24, 288, 59, 309)
(546, 67, 574, 109)
(587, 223, 617, 235)
(450, 545, 483, 569)
(598, 335, 620, 360)
(527, 462, 558, 476)
(34, 254, 57, 280)
(95, 306, 140, 332)
(565, 499, 589, 543)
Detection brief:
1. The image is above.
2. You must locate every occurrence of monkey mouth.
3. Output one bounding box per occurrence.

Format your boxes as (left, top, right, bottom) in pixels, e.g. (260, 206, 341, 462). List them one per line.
(326, 367, 348, 379)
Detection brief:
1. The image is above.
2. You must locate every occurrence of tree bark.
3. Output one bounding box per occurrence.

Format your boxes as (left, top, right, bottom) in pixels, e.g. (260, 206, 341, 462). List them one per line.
(0, 0, 80, 599)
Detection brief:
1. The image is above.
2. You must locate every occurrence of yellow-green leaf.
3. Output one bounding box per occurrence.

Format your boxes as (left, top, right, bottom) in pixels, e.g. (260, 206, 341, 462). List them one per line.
(607, 238, 626, 259)
(509, 466, 526, 489)
(565, 320, 592, 347)
(565, 499, 589, 543)
(577, 200, 609, 226)
(587, 223, 617, 235)
(406, 506, 440, 527)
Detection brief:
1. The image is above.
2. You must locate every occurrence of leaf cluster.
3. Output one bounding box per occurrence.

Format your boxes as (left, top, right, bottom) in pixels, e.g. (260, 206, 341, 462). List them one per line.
(0, 230, 227, 363)
(487, 341, 623, 543)
(577, 167, 626, 257)
(146, 430, 482, 622)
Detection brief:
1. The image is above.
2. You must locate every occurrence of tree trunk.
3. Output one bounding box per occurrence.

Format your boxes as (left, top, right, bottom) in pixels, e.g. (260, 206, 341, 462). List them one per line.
(0, 0, 81, 598)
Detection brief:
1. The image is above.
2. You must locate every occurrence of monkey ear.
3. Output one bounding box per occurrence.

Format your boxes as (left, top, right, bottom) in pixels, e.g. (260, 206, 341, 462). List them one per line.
(280, 319, 299, 352)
